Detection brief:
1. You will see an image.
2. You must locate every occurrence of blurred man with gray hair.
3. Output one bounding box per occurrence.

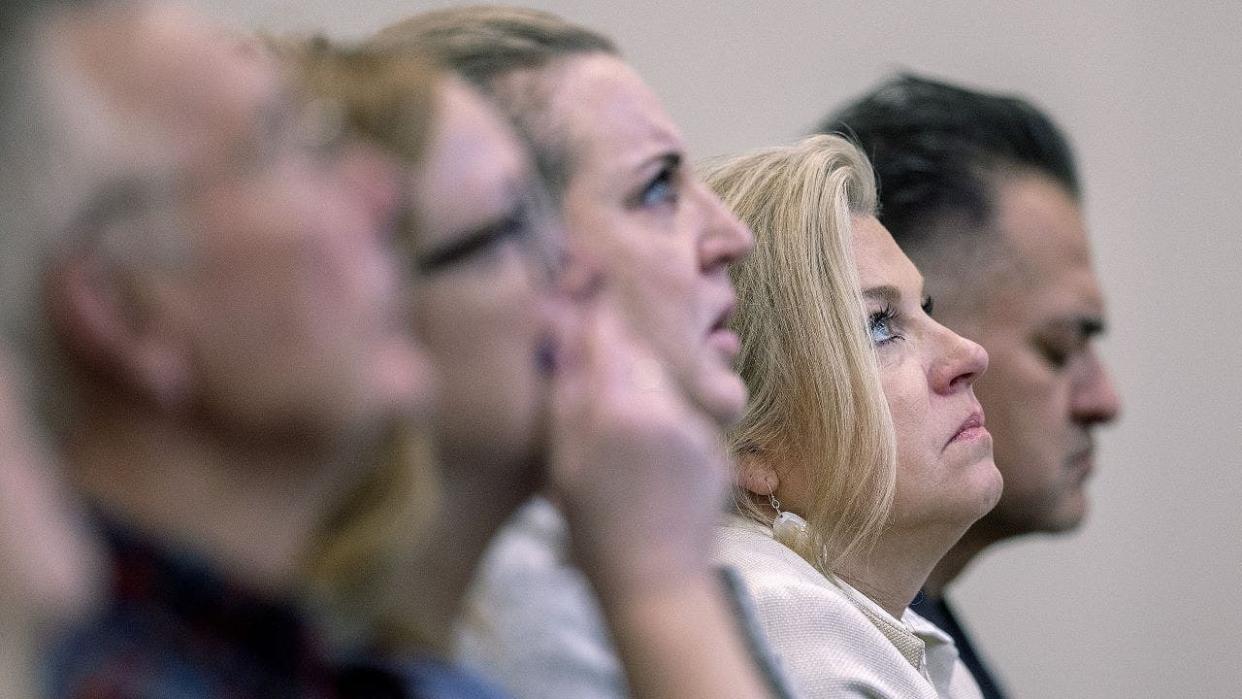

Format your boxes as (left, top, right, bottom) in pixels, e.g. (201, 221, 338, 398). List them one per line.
(0, 3, 116, 693)
(0, 2, 432, 695)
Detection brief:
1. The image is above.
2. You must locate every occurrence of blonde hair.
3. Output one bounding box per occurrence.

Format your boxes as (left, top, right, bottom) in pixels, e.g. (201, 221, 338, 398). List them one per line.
(702, 134, 896, 573)
(277, 37, 443, 648)
(372, 6, 616, 199)
(274, 36, 440, 171)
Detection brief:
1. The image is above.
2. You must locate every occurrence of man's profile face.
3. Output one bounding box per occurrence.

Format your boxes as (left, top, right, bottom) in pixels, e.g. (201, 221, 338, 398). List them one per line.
(923, 172, 1121, 537)
(69, 2, 429, 444)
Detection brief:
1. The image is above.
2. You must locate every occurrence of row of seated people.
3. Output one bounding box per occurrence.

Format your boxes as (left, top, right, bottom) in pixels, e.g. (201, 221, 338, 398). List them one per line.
(0, 2, 1119, 697)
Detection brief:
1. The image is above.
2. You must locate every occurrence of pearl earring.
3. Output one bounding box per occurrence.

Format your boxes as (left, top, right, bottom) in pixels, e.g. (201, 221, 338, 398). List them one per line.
(768, 492, 809, 543)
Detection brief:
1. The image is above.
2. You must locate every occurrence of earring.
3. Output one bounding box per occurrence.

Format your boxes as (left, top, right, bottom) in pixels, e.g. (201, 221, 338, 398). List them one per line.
(768, 492, 809, 543)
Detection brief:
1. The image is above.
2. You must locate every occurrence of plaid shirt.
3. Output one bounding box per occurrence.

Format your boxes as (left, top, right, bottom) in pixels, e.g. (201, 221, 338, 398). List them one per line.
(48, 522, 507, 699)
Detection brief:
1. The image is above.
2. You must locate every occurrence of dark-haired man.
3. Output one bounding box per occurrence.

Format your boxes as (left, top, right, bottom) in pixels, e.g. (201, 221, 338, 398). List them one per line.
(818, 74, 1122, 698)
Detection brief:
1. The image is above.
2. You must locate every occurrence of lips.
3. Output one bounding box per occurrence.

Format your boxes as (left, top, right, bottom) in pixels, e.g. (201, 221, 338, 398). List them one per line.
(707, 300, 741, 359)
(947, 408, 988, 447)
(1065, 443, 1095, 480)
(709, 299, 735, 334)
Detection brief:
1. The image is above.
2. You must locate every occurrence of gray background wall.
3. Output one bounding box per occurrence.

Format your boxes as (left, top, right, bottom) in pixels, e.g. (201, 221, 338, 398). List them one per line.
(193, 1, 1242, 696)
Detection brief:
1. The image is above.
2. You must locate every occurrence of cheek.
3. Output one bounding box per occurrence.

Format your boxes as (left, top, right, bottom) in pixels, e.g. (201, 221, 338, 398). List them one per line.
(977, 348, 1069, 440)
(881, 366, 935, 475)
(615, 238, 703, 338)
(414, 266, 548, 390)
(975, 349, 1073, 487)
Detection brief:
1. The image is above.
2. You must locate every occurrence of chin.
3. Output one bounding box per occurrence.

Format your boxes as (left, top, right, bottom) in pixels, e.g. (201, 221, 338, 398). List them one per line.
(697, 372, 749, 427)
(961, 458, 1005, 524)
(1045, 494, 1090, 532)
(980, 486, 1088, 538)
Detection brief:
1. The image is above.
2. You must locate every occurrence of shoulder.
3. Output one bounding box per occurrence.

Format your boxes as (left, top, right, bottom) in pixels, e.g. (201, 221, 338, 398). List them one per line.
(456, 498, 625, 698)
(713, 518, 940, 699)
(713, 516, 843, 606)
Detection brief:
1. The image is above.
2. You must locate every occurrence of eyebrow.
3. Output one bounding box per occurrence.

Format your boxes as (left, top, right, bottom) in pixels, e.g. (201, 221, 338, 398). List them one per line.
(638, 151, 682, 175)
(862, 285, 901, 307)
(1043, 315, 1108, 339)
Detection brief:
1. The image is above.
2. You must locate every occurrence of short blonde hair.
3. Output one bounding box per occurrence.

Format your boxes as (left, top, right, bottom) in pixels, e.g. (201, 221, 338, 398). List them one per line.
(702, 134, 896, 573)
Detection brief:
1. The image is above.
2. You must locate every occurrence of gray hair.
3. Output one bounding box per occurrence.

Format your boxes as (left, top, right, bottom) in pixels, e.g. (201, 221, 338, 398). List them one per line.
(0, 9, 174, 442)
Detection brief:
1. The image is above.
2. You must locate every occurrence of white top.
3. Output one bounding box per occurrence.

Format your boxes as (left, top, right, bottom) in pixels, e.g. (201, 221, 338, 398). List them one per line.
(455, 498, 797, 699)
(713, 516, 984, 699)
(454, 497, 627, 699)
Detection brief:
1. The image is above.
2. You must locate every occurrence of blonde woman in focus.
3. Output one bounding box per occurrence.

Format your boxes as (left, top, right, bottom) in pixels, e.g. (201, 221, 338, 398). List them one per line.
(704, 134, 1002, 699)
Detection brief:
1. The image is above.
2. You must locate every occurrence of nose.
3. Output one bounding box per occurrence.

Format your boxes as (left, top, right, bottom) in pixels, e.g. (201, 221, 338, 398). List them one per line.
(930, 325, 989, 395)
(1071, 348, 1121, 425)
(696, 183, 754, 272)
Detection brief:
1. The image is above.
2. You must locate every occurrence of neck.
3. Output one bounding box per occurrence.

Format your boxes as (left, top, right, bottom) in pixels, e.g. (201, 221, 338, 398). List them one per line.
(836, 519, 973, 619)
(922, 524, 997, 598)
(68, 402, 362, 598)
(397, 450, 539, 656)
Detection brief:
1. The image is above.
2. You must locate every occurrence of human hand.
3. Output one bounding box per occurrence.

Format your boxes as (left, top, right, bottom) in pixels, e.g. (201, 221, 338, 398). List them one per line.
(547, 275, 730, 602)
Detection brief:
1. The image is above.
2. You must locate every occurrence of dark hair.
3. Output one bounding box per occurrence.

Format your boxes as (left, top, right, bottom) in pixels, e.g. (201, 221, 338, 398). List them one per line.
(816, 73, 1080, 251)
(373, 7, 618, 199)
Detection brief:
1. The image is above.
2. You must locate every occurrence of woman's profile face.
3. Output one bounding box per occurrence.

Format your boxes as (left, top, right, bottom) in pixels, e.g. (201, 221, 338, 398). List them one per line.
(549, 54, 753, 427)
(851, 215, 1003, 532)
(408, 80, 559, 476)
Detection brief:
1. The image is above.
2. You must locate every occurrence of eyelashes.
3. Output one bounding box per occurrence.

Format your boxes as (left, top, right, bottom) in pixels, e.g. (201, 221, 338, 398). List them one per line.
(631, 154, 683, 209)
(416, 208, 529, 274)
(868, 295, 934, 347)
(868, 305, 901, 346)
(638, 165, 677, 207)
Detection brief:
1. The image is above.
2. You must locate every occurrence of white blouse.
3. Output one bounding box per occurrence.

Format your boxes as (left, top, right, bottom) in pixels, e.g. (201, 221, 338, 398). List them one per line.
(713, 516, 984, 699)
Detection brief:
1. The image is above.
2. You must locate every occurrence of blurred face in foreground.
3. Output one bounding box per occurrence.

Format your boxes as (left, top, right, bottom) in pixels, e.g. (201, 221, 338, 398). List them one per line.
(407, 79, 559, 479)
(62, 3, 433, 451)
(0, 353, 101, 652)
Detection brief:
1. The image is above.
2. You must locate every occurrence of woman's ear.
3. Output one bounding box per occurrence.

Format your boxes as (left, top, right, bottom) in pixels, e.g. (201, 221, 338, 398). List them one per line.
(735, 451, 779, 498)
(47, 252, 190, 410)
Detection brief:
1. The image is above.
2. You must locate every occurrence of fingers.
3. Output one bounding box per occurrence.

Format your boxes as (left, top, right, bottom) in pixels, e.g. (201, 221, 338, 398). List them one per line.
(551, 265, 681, 431)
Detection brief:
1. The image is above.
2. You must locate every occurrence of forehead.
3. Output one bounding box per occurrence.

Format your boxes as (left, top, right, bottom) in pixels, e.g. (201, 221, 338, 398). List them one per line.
(992, 173, 1105, 318)
(852, 214, 923, 298)
(414, 80, 529, 244)
(546, 53, 684, 181)
(65, 3, 280, 167)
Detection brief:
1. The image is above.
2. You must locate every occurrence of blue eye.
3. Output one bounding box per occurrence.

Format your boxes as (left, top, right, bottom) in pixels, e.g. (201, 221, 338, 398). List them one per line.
(868, 307, 901, 346)
(639, 167, 678, 207)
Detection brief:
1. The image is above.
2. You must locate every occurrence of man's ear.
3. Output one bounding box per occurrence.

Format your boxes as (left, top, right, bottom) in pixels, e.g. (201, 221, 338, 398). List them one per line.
(47, 252, 190, 410)
(735, 450, 779, 498)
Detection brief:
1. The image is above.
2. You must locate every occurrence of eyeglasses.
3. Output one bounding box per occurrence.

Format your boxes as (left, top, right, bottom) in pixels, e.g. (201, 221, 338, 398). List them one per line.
(60, 93, 357, 266)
